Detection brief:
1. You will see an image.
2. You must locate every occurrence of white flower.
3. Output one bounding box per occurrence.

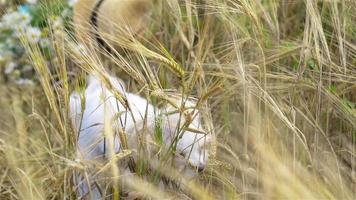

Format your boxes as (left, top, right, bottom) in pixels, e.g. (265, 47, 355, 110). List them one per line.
(4, 62, 17, 74)
(25, 26, 42, 43)
(15, 78, 34, 86)
(2, 11, 31, 30)
(40, 38, 50, 48)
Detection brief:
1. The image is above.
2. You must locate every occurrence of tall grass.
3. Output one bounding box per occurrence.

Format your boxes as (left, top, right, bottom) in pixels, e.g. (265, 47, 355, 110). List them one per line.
(0, 0, 355, 199)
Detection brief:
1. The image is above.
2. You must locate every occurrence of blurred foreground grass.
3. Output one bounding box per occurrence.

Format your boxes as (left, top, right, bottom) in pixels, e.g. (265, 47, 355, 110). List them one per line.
(0, 0, 355, 199)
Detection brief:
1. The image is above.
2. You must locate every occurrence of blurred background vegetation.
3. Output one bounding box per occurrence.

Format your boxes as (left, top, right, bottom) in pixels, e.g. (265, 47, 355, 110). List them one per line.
(0, 0, 355, 199)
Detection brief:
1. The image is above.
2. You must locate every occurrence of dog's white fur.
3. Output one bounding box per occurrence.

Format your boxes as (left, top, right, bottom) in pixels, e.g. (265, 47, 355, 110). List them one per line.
(70, 74, 211, 199)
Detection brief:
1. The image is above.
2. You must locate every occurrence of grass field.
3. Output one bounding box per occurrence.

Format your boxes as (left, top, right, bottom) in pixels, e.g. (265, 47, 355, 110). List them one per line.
(0, 0, 355, 199)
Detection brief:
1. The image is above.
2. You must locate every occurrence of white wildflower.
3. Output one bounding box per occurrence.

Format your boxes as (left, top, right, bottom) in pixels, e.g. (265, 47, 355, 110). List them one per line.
(15, 78, 34, 86)
(40, 38, 50, 48)
(2, 11, 31, 30)
(4, 62, 17, 74)
(25, 26, 42, 43)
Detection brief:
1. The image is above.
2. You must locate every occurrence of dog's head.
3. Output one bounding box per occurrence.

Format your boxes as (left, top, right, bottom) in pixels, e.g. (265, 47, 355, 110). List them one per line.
(162, 98, 213, 172)
(74, 0, 152, 51)
(176, 128, 212, 173)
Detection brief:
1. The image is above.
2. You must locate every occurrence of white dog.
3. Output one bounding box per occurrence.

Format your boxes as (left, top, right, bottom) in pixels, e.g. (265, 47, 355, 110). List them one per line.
(70, 74, 211, 199)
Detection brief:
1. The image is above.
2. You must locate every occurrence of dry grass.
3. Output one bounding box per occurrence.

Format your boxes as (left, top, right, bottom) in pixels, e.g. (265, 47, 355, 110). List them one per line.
(0, 0, 355, 199)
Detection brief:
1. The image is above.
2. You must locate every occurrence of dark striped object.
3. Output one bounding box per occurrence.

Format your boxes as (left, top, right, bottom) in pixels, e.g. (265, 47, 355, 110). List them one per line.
(90, 0, 113, 53)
